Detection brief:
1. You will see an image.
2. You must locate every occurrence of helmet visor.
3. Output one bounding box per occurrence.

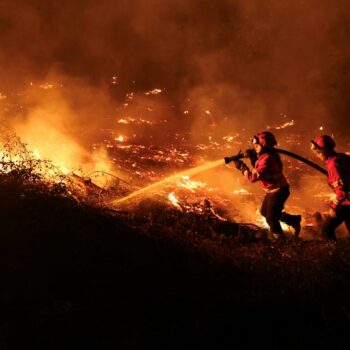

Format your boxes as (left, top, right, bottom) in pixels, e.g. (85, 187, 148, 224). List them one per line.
(252, 136, 259, 144)
(310, 140, 322, 152)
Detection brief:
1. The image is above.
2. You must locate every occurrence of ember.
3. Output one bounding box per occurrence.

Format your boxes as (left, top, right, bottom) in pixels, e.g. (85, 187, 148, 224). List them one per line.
(233, 188, 250, 195)
(168, 192, 182, 211)
(115, 135, 125, 142)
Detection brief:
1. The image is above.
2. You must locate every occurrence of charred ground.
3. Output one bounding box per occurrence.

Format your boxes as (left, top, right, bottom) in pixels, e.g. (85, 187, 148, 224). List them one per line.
(0, 175, 350, 349)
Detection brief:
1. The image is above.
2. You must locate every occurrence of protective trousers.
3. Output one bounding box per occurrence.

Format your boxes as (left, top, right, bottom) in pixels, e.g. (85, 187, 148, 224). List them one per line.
(260, 186, 300, 235)
(322, 205, 350, 241)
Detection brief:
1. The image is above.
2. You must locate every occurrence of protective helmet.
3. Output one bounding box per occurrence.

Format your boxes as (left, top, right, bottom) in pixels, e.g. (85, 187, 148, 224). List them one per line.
(253, 131, 277, 147)
(311, 135, 336, 152)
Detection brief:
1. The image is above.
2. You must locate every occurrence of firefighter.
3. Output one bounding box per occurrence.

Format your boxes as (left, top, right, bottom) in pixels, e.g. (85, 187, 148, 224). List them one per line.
(234, 131, 301, 239)
(310, 135, 350, 242)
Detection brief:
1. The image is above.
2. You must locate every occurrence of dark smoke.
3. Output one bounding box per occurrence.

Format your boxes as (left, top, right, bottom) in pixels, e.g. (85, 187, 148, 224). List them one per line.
(1, 0, 350, 139)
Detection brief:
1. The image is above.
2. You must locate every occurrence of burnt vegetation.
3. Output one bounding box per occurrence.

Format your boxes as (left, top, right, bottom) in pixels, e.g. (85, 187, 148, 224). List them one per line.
(0, 135, 350, 349)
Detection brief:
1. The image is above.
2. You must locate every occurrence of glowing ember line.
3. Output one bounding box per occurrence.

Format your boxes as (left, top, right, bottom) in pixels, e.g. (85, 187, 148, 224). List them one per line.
(112, 159, 224, 206)
(145, 88, 162, 95)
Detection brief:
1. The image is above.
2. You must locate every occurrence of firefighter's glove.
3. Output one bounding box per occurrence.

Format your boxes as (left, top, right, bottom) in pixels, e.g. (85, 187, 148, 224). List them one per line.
(233, 159, 243, 169)
(234, 160, 249, 174)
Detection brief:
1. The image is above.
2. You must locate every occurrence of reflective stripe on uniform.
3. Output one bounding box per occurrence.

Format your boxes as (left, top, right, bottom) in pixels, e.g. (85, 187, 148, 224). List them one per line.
(332, 198, 340, 205)
(330, 180, 344, 188)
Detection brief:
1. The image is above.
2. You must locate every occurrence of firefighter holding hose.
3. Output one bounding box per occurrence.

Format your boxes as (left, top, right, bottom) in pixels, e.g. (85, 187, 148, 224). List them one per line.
(310, 135, 350, 242)
(227, 131, 301, 239)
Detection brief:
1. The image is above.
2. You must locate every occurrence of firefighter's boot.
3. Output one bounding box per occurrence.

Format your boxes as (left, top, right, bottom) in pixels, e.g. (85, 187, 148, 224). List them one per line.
(281, 213, 302, 237)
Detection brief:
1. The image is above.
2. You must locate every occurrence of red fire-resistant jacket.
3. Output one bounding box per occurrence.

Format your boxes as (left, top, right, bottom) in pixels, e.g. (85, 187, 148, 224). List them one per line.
(243, 150, 288, 192)
(326, 153, 350, 208)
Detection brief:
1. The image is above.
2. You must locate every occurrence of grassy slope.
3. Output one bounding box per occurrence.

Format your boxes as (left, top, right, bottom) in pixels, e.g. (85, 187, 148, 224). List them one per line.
(0, 180, 350, 349)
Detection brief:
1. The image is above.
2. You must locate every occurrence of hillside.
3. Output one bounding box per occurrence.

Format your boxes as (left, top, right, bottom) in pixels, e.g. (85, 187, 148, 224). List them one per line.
(0, 176, 350, 349)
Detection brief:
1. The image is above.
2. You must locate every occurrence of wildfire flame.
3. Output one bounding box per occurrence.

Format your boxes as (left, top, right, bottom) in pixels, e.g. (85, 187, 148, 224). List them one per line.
(168, 192, 182, 209)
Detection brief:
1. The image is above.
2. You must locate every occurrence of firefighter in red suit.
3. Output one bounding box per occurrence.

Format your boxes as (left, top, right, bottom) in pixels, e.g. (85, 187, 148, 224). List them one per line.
(311, 135, 350, 242)
(234, 131, 301, 239)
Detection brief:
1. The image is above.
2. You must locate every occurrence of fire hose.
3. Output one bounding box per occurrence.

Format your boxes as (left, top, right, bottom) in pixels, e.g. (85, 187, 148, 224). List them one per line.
(275, 148, 327, 175)
(225, 148, 327, 176)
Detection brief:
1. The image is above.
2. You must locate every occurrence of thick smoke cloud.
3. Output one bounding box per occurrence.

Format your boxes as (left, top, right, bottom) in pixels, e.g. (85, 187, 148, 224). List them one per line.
(0, 0, 350, 138)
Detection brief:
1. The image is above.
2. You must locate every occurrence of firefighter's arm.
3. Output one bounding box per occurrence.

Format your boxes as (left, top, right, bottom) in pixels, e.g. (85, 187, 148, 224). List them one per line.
(329, 159, 347, 209)
(243, 156, 271, 183)
(244, 167, 259, 182)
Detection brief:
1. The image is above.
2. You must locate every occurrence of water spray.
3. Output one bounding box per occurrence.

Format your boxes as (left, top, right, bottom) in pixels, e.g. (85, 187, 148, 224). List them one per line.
(112, 159, 223, 206)
(275, 148, 327, 175)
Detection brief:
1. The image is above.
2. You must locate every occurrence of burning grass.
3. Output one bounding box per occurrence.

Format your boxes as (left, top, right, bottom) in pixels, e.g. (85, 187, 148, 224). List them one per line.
(0, 123, 133, 206)
(1, 125, 350, 348)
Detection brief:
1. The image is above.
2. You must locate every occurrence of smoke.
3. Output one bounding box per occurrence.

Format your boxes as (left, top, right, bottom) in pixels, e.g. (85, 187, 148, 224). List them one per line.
(1, 0, 350, 164)
(3, 78, 116, 178)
